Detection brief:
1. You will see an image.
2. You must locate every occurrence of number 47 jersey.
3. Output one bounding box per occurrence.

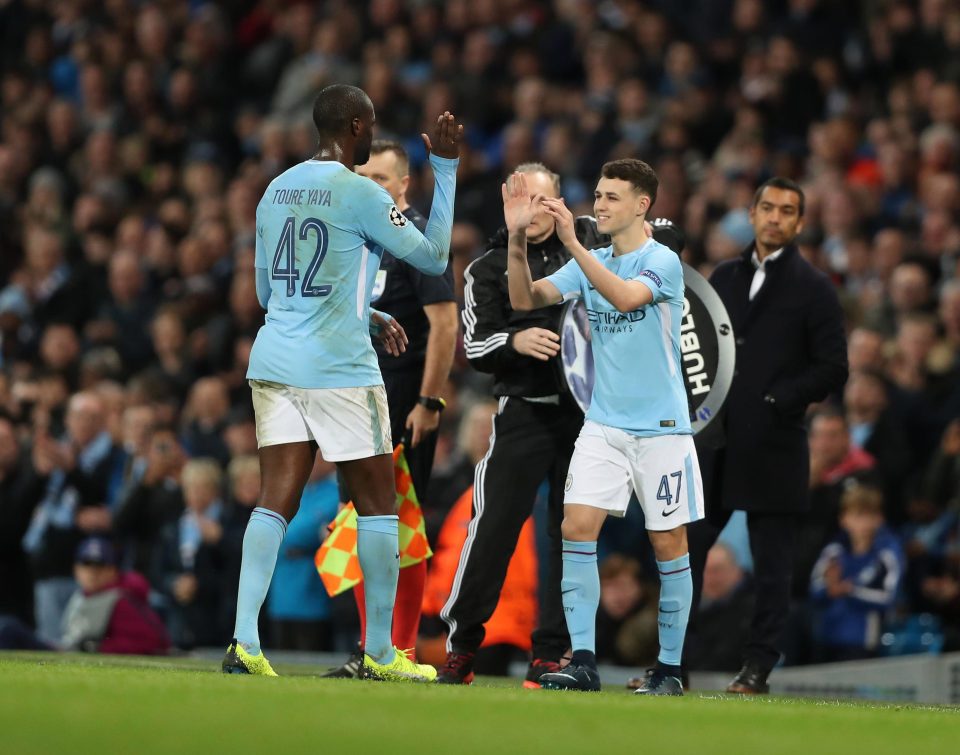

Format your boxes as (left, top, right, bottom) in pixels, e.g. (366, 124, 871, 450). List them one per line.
(247, 155, 457, 390)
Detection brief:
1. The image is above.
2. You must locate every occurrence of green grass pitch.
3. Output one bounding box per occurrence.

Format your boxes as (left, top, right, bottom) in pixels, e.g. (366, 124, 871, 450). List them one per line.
(0, 652, 957, 755)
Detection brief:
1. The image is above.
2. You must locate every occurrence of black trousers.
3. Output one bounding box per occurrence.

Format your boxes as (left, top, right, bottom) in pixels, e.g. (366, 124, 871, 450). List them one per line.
(441, 396, 582, 659)
(382, 368, 438, 501)
(688, 504, 798, 675)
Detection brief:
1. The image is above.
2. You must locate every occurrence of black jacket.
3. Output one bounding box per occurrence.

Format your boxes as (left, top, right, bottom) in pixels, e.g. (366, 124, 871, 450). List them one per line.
(0, 457, 46, 622)
(462, 217, 606, 398)
(703, 244, 848, 513)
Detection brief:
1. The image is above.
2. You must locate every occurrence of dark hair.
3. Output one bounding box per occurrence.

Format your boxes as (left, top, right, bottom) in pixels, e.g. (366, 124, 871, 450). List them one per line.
(312, 84, 372, 138)
(600, 159, 658, 207)
(369, 140, 409, 175)
(752, 177, 805, 216)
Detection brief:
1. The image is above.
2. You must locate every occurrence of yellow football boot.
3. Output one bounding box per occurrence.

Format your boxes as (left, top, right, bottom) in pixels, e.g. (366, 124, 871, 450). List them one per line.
(221, 639, 278, 677)
(358, 646, 437, 683)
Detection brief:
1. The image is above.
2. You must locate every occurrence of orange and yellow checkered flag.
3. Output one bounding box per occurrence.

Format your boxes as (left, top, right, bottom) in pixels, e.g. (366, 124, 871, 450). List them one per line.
(315, 445, 432, 597)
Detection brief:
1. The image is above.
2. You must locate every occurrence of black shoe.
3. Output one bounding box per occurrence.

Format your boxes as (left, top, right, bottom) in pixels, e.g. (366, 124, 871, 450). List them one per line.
(321, 647, 363, 679)
(726, 663, 770, 694)
(524, 658, 564, 689)
(632, 668, 683, 696)
(540, 661, 601, 692)
(436, 651, 475, 684)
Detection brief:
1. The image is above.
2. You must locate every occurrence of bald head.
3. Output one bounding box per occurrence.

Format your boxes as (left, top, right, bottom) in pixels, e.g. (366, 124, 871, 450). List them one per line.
(312, 84, 376, 165)
(313, 85, 371, 132)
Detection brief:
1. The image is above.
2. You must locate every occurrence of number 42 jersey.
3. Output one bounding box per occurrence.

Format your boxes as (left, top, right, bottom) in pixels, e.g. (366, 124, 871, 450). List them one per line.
(247, 154, 457, 390)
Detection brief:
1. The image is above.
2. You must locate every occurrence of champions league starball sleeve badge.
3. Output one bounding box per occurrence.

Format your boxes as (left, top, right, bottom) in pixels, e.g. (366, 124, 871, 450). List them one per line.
(558, 263, 735, 434)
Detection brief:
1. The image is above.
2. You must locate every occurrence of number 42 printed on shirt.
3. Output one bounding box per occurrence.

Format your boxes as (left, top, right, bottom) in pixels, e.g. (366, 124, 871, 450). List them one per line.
(271, 215, 332, 297)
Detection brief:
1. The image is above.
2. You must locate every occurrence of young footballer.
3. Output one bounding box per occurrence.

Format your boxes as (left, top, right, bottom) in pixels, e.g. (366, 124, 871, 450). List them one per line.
(504, 160, 703, 694)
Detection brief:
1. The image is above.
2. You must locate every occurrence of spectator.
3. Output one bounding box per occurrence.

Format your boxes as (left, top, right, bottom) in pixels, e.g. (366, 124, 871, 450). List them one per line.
(0, 412, 45, 623)
(85, 250, 157, 375)
(0, 536, 170, 655)
(595, 555, 658, 668)
(153, 458, 227, 649)
(810, 486, 904, 662)
(798, 409, 879, 599)
(23, 390, 123, 643)
(844, 370, 911, 522)
(113, 424, 186, 574)
(179, 376, 231, 465)
(60, 536, 170, 655)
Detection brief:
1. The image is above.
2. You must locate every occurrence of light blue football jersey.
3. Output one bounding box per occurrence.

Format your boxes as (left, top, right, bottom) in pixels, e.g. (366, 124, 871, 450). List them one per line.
(545, 238, 691, 437)
(247, 154, 457, 389)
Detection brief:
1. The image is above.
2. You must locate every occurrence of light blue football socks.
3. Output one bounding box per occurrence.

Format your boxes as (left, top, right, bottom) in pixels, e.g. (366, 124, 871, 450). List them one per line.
(234, 507, 287, 654)
(656, 553, 692, 670)
(357, 514, 400, 663)
(561, 539, 600, 660)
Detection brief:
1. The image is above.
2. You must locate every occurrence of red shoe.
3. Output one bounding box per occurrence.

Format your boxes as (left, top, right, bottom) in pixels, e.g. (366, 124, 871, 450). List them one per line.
(436, 651, 476, 685)
(523, 658, 564, 689)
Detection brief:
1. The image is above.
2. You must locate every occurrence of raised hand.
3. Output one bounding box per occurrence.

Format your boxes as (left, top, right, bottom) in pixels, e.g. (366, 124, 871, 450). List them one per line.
(502, 172, 542, 234)
(539, 197, 577, 249)
(421, 111, 464, 160)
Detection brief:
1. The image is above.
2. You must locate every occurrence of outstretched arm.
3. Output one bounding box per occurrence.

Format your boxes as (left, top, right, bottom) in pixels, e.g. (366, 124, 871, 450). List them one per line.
(503, 173, 562, 311)
(357, 113, 464, 276)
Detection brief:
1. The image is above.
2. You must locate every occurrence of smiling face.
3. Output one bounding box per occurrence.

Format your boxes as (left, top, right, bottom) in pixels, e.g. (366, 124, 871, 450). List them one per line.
(593, 176, 650, 236)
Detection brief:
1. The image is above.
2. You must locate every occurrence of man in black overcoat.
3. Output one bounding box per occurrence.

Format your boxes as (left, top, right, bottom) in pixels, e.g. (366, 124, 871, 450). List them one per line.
(688, 178, 848, 693)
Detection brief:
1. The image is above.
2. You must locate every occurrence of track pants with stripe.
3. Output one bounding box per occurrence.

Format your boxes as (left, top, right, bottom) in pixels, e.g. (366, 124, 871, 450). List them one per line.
(441, 396, 582, 659)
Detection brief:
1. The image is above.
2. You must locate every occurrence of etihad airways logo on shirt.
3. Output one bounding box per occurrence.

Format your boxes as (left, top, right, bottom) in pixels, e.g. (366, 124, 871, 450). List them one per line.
(586, 307, 646, 333)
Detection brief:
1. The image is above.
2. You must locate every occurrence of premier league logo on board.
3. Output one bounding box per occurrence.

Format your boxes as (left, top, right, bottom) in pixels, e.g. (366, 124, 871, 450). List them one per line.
(558, 263, 735, 434)
(389, 205, 407, 228)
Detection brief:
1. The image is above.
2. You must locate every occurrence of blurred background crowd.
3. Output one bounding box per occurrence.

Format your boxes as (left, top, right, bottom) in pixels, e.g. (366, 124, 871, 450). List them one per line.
(2, 0, 960, 669)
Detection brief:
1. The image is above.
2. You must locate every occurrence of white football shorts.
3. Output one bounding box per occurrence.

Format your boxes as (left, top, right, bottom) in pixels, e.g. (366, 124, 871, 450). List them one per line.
(249, 380, 391, 461)
(564, 419, 705, 531)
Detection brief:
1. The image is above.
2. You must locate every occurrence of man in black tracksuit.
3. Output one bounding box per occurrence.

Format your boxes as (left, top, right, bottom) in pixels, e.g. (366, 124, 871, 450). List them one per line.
(438, 163, 684, 684)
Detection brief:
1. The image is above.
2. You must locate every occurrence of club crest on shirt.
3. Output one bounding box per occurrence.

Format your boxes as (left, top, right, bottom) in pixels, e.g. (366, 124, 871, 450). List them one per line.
(565, 473, 573, 491)
(389, 205, 407, 228)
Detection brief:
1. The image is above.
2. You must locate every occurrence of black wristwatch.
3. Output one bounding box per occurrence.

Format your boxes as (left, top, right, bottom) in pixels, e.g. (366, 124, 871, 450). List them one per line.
(418, 396, 446, 413)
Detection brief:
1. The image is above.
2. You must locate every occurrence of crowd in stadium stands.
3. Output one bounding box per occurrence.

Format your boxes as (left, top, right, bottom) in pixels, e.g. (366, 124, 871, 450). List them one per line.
(2, 0, 960, 666)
